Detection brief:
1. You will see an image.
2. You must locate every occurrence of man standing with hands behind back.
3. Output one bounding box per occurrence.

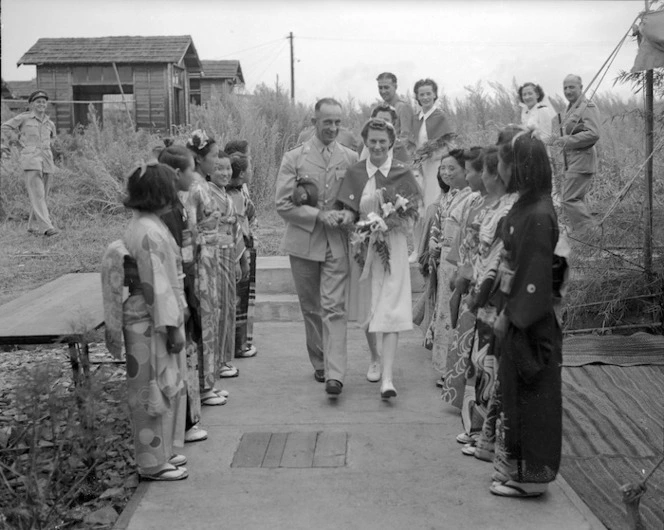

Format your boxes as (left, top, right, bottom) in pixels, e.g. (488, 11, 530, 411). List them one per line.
(551, 74, 600, 236)
(377, 72, 414, 163)
(275, 98, 358, 397)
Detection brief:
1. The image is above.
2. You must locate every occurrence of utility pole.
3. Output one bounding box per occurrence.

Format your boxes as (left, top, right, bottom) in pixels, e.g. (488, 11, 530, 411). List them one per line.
(644, 0, 653, 277)
(289, 32, 295, 103)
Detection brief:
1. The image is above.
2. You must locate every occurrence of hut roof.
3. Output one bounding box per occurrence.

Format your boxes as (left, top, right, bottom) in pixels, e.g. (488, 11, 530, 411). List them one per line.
(4, 79, 37, 99)
(200, 60, 245, 84)
(17, 36, 202, 70)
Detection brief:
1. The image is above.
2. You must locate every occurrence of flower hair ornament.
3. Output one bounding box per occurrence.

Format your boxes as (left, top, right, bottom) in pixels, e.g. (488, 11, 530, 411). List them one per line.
(187, 129, 210, 151)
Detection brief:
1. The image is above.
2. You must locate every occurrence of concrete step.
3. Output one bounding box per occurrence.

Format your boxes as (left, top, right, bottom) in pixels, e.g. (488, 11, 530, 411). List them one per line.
(256, 256, 425, 296)
(255, 294, 302, 322)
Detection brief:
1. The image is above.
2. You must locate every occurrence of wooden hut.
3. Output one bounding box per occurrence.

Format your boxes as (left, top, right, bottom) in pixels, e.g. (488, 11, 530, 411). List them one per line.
(189, 60, 245, 106)
(16, 35, 202, 132)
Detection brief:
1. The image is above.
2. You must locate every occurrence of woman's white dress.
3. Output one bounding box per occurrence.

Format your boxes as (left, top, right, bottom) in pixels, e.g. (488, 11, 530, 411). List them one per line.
(358, 177, 413, 333)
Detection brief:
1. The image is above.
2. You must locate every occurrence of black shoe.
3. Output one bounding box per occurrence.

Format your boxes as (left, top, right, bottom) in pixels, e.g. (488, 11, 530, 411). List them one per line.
(314, 370, 325, 383)
(325, 379, 343, 396)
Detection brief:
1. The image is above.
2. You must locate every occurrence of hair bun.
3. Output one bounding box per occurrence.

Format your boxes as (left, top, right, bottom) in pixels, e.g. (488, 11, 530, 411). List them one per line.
(163, 138, 174, 148)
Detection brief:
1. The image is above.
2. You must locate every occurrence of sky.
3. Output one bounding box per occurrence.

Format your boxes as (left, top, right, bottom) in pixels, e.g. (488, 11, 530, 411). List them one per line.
(0, 0, 654, 108)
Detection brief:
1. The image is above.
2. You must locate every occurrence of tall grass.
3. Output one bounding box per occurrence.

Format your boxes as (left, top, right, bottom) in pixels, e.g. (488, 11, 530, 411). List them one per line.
(1, 81, 662, 329)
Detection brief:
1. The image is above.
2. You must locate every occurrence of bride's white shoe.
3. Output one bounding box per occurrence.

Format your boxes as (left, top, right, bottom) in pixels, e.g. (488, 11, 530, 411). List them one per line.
(380, 379, 397, 399)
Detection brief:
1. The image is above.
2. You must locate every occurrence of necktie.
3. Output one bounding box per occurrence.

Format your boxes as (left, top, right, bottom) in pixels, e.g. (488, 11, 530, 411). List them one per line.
(322, 146, 331, 165)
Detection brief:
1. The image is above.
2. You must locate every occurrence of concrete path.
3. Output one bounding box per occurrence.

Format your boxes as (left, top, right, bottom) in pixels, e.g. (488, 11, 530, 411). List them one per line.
(116, 322, 605, 530)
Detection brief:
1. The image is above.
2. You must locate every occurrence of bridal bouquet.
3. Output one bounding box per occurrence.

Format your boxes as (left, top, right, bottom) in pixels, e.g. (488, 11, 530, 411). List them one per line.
(412, 135, 456, 167)
(350, 189, 419, 275)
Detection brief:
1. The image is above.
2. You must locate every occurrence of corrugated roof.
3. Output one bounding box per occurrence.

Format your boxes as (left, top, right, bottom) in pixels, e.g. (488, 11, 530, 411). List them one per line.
(17, 36, 201, 69)
(200, 60, 245, 84)
(5, 79, 37, 99)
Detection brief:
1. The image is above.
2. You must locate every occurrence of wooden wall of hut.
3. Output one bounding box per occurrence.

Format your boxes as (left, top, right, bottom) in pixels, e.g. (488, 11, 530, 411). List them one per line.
(36, 66, 73, 133)
(134, 65, 168, 131)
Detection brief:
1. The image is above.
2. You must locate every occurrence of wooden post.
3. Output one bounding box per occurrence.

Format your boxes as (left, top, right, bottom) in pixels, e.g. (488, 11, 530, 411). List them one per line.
(112, 62, 135, 130)
(289, 32, 295, 103)
(643, 0, 654, 277)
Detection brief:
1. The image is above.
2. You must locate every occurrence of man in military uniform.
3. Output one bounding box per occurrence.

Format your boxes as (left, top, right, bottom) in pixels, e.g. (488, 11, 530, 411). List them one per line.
(551, 74, 600, 234)
(377, 72, 413, 163)
(275, 98, 358, 397)
(1, 90, 59, 236)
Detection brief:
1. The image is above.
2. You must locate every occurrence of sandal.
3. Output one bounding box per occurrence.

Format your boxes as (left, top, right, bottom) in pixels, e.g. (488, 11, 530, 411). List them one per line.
(461, 443, 476, 456)
(489, 480, 546, 498)
(219, 363, 239, 378)
(474, 447, 494, 462)
(214, 389, 230, 398)
(201, 390, 227, 406)
(235, 345, 257, 358)
(168, 454, 187, 467)
(184, 424, 208, 443)
(139, 464, 188, 482)
(456, 432, 479, 445)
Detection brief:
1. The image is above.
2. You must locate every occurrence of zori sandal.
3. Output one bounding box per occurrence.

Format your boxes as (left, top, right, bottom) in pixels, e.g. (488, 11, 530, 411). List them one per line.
(168, 454, 187, 467)
(489, 480, 547, 498)
(139, 464, 188, 482)
(219, 363, 239, 378)
(201, 391, 227, 406)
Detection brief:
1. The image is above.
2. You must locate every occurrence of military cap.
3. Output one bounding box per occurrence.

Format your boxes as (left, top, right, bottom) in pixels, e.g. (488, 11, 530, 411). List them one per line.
(28, 90, 49, 103)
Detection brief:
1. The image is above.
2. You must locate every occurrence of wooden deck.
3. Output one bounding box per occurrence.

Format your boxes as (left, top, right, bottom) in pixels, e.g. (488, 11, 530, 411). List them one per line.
(0, 273, 104, 345)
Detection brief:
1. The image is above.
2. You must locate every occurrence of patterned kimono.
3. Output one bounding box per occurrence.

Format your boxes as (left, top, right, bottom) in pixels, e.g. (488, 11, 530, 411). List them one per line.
(160, 200, 201, 428)
(121, 212, 187, 470)
(209, 183, 238, 367)
(470, 193, 519, 454)
(440, 191, 484, 414)
(184, 174, 222, 392)
(494, 194, 562, 486)
(227, 184, 257, 354)
(428, 187, 473, 374)
(458, 193, 518, 436)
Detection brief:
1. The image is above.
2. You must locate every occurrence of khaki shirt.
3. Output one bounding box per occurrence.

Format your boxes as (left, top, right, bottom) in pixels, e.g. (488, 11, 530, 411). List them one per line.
(275, 136, 358, 261)
(1, 111, 56, 172)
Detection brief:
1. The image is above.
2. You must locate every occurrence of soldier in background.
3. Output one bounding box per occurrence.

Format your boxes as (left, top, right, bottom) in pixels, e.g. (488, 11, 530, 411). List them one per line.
(1, 90, 59, 236)
(551, 74, 600, 235)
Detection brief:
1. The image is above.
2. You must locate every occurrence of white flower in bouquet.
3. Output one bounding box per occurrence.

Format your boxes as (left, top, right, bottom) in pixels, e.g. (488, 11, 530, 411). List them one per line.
(381, 201, 395, 218)
(367, 211, 388, 233)
(394, 194, 409, 212)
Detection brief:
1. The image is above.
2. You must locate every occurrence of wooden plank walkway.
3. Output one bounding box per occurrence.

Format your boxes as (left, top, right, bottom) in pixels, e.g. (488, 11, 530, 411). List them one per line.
(0, 273, 104, 344)
(232, 431, 348, 469)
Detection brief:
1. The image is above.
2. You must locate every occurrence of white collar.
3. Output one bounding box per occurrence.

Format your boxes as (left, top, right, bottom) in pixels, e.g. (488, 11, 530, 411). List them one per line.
(418, 106, 436, 121)
(366, 155, 393, 178)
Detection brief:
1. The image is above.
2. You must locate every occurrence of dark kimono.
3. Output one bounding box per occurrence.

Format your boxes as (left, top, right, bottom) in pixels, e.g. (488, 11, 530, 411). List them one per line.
(494, 195, 563, 485)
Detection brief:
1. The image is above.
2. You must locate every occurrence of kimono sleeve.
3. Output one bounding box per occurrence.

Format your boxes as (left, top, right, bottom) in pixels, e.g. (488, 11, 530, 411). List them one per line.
(135, 225, 184, 332)
(506, 211, 556, 330)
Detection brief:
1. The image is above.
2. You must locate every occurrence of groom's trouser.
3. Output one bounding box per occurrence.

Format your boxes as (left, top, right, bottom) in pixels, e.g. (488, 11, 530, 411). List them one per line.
(290, 247, 348, 383)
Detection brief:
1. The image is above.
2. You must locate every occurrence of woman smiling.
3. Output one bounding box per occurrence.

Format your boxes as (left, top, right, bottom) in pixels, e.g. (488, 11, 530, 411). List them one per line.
(337, 118, 421, 398)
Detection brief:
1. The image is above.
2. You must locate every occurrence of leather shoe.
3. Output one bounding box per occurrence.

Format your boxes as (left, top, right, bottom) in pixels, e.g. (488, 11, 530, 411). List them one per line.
(380, 380, 397, 399)
(325, 379, 343, 396)
(314, 370, 325, 383)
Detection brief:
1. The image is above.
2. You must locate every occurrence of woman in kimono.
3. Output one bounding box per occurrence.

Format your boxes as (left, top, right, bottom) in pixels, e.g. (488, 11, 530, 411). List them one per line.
(207, 150, 244, 378)
(456, 147, 518, 455)
(185, 130, 231, 406)
(157, 141, 210, 443)
(337, 118, 421, 398)
(224, 140, 259, 359)
(121, 161, 188, 481)
(490, 131, 562, 498)
(428, 150, 472, 382)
